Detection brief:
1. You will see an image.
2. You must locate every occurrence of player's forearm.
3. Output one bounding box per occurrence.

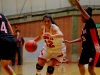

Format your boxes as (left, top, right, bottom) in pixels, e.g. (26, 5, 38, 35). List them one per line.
(8, 22, 14, 35)
(74, 0, 83, 11)
(74, 0, 90, 19)
(34, 36, 43, 42)
(51, 34, 63, 38)
(70, 38, 81, 43)
(90, 28, 100, 51)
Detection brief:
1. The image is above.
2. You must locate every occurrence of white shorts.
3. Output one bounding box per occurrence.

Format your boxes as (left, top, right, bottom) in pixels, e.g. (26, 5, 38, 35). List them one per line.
(38, 48, 66, 63)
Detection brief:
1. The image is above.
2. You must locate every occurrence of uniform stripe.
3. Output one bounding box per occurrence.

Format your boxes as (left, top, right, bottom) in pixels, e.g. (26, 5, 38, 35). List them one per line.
(90, 29, 99, 47)
(93, 51, 100, 66)
(90, 28, 100, 66)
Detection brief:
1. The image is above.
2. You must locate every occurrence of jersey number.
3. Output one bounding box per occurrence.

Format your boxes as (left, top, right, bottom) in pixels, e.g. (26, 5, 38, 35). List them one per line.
(82, 36, 86, 42)
(0, 22, 7, 33)
(45, 40, 55, 48)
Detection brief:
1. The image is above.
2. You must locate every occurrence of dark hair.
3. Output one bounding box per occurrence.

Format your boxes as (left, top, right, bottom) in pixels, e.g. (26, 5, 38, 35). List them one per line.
(16, 30, 20, 33)
(43, 14, 58, 26)
(85, 7, 92, 17)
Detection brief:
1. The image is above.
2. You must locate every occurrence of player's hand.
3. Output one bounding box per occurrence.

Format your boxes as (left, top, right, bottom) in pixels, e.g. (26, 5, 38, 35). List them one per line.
(63, 40, 71, 43)
(95, 46, 100, 52)
(74, 0, 79, 5)
(44, 32, 53, 38)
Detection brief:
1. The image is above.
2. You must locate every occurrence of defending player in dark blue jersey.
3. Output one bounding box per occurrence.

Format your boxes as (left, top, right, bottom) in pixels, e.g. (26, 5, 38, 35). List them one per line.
(0, 13, 17, 75)
(64, 0, 100, 75)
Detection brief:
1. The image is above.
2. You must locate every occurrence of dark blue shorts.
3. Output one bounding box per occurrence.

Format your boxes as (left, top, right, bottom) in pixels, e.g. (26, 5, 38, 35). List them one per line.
(79, 49, 96, 66)
(0, 36, 17, 60)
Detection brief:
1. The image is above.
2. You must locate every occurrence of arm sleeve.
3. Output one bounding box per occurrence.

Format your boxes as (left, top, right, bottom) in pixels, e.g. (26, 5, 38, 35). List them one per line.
(90, 28, 100, 66)
(90, 28, 99, 49)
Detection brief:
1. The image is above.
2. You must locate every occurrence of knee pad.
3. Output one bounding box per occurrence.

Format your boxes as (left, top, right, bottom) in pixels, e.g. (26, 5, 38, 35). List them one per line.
(47, 66, 54, 74)
(36, 63, 43, 70)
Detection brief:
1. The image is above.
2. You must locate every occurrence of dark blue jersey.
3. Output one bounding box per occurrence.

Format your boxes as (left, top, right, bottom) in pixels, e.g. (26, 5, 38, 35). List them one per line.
(0, 13, 12, 37)
(81, 18, 100, 50)
(0, 14, 17, 60)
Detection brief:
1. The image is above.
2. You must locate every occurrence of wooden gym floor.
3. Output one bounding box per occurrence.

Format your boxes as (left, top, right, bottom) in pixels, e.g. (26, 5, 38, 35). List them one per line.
(0, 61, 100, 75)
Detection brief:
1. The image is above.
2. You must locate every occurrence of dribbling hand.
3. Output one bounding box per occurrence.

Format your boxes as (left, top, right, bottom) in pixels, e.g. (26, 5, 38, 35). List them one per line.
(44, 32, 53, 38)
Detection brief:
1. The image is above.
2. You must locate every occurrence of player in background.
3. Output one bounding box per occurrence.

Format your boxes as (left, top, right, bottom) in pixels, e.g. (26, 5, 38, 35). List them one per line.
(64, 0, 100, 75)
(34, 14, 66, 75)
(0, 13, 17, 75)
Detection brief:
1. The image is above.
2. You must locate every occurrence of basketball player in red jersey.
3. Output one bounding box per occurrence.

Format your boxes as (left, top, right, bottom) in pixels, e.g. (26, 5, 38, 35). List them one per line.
(64, 0, 100, 75)
(34, 14, 66, 75)
(0, 13, 17, 75)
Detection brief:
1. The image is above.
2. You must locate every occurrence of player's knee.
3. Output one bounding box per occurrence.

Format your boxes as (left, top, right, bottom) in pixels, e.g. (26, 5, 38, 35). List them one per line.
(36, 63, 43, 70)
(47, 66, 54, 74)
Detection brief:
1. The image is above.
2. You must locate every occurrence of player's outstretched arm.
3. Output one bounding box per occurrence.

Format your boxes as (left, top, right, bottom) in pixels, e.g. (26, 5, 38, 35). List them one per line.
(64, 38, 81, 43)
(74, 0, 90, 20)
(8, 21, 14, 35)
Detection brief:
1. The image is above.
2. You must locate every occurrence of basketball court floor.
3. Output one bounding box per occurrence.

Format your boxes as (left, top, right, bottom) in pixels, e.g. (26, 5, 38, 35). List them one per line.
(0, 61, 100, 75)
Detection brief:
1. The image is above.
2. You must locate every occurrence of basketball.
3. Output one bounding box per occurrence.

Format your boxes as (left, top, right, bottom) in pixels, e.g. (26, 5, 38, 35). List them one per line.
(25, 40, 37, 53)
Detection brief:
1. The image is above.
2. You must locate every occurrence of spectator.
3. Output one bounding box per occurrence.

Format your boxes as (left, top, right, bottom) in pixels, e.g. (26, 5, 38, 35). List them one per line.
(12, 30, 24, 65)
